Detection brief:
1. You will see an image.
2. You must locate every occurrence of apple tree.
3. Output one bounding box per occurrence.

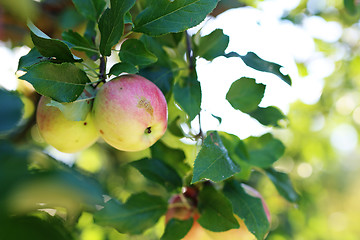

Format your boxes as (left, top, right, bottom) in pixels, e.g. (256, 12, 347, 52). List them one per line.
(0, 0, 299, 239)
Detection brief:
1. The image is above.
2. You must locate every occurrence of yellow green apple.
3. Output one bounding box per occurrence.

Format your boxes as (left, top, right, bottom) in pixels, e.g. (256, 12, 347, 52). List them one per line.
(36, 96, 99, 153)
(92, 74, 168, 152)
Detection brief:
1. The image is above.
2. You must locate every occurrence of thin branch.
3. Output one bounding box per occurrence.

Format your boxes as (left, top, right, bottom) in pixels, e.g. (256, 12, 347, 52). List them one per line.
(185, 31, 195, 71)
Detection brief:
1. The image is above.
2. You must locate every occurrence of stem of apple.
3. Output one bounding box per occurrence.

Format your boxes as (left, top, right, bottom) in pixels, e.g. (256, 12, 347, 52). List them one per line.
(94, 56, 107, 88)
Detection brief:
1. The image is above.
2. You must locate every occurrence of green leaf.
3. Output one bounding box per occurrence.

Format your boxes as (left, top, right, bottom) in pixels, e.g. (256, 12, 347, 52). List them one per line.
(17, 48, 43, 71)
(197, 184, 239, 232)
(109, 62, 138, 76)
(192, 131, 241, 184)
(265, 168, 299, 202)
(19, 62, 90, 103)
(168, 116, 184, 137)
(119, 39, 158, 66)
(218, 132, 252, 181)
(226, 77, 265, 113)
(245, 133, 285, 168)
(28, 22, 81, 63)
(94, 192, 167, 234)
(133, 0, 219, 36)
(211, 114, 222, 124)
(130, 158, 183, 191)
(344, 0, 359, 15)
(161, 218, 193, 240)
(225, 51, 292, 86)
(62, 30, 98, 55)
(98, 0, 136, 56)
(0, 90, 24, 133)
(196, 29, 229, 61)
(223, 180, 270, 240)
(72, 0, 106, 21)
(173, 73, 201, 121)
(140, 65, 174, 96)
(151, 141, 190, 177)
(0, 215, 74, 240)
(249, 106, 286, 127)
(45, 86, 95, 121)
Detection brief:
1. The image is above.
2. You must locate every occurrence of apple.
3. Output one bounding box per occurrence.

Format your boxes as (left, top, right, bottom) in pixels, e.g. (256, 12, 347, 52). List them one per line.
(165, 185, 271, 240)
(92, 74, 168, 152)
(36, 96, 99, 153)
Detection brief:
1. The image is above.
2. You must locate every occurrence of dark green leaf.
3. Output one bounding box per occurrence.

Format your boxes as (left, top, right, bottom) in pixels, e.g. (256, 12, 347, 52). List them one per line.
(119, 39, 157, 66)
(28, 22, 81, 63)
(211, 114, 222, 124)
(130, 158, 182, 191)
(17, 48, 43, 71)
(197, 184, 239, 232)
(133, 0, 218, 36)
(98, 0, 136, 56)
(173, 73, 201, 121)
(140, 35, 173, 67)
(140, 65, 174, 96)
(249, 106, 286, 127)
(0, 215, 74, 240)
(218, 132, 252, 181)
(168, 116, 184, 137)
(225, 51, 292, 86)
(226, 77, 265, 113)
(196, 29, 229, 61)
(0, 90, 24, 133)
(344, 0, 358, 15)
(223, 180, 270, 240)
(265, 168, 300, 202)
(72, 0, 106, 21)
(192, 131, 241, 183)
(0, 141, 30, 202)
(19, 62, 90, 102)
(161, 218, 193, 240)
(245, 133, 285, 168)
(94, 192, 167, 234)
(109, 62, 138, 76)
(151, 141, 190, 177)
(62, 30, 98, 55)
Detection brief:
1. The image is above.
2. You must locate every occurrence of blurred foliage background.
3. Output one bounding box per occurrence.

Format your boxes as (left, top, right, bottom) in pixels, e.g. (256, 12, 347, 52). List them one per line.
(1, 0, 360, 239)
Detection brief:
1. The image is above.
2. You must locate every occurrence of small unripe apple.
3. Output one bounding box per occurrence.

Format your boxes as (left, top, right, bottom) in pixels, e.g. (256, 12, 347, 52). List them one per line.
(92, 74, 168, 152)
(36, 96, 99, 153)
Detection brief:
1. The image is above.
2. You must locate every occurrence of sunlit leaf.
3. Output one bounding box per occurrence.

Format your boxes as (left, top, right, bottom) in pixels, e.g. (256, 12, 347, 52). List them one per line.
(226, 77, 265, 113)
(196, 29, 229, 61)
(192, 131, 241, 183)
(133, 0, 218, 36)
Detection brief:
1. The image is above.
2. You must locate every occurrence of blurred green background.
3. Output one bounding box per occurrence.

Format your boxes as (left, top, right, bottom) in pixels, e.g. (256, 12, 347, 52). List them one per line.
(1, 0, 360, 239)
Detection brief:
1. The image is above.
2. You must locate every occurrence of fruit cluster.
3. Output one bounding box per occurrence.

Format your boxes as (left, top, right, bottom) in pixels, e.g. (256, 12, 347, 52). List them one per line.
(36, 74, 168, 153)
